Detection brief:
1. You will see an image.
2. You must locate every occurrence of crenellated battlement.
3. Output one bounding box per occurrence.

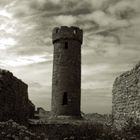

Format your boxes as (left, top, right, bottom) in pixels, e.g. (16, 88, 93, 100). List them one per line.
(52, 26, 83, 44)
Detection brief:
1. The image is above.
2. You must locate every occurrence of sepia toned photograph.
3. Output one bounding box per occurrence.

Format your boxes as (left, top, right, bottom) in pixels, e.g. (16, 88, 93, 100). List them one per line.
(0, 0, 139, 139)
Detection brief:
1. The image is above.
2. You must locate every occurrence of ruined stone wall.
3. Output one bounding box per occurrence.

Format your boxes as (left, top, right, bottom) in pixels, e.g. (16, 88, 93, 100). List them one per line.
(112, 62, 140, 129)
(0, 69, 35, 122)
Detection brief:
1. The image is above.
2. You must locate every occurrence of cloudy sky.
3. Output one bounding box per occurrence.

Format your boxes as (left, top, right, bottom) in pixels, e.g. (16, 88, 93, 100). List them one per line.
(0, 0, 140, 114)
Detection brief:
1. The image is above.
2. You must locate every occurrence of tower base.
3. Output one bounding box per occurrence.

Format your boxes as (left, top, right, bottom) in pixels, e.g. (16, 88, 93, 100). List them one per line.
(49, 115, 83, 124)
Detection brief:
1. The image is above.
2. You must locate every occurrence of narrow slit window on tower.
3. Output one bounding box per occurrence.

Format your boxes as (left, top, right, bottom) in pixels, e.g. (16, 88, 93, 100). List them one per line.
(62, 92, 68, 105)
(64, 42, 68, 49)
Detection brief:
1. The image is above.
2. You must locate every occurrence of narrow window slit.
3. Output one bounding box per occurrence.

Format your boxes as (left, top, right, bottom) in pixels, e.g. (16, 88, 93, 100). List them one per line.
(62, 92, 68, 105)
(65, 42, 68, 49)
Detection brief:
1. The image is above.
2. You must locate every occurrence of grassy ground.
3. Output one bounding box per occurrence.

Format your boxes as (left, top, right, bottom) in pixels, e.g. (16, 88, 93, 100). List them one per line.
(0, 118, 140, 140)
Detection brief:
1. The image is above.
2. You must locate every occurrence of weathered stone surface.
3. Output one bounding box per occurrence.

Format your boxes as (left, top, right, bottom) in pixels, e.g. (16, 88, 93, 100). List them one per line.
(112, 62, 140, 129)
(0, 69, 35, 122)
(51, 26, 83, 118)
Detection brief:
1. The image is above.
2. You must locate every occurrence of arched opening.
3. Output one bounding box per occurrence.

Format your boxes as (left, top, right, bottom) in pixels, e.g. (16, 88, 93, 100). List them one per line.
(62, 92, 68, 105)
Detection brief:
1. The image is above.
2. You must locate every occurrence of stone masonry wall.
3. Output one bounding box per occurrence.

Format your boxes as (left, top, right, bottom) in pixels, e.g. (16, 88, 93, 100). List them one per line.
(0, 69, 35, 123)
(51, 26, 83, 118)
(112, 62, 140, 129)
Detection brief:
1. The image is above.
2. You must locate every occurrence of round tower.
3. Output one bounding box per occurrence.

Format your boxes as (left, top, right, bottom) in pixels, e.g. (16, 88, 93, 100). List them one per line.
(51, 26, 83, 119)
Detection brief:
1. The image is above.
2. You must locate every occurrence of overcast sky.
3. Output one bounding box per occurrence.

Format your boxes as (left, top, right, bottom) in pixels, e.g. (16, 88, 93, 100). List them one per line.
(0, 0, 140, 114)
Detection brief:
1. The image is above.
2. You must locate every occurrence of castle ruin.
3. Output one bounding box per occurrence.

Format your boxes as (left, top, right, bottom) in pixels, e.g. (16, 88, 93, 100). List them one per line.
(0, 69, 35, 123)
(112, 62, 140, 129)
(51, 26, 83, 119)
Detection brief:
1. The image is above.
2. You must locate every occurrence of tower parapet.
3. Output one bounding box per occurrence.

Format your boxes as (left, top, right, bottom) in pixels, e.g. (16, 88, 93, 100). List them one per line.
(52, 26, 83, 44)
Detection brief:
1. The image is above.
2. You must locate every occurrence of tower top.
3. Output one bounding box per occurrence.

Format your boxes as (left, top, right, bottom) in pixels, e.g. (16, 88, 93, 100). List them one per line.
(52, 26, 83, 44)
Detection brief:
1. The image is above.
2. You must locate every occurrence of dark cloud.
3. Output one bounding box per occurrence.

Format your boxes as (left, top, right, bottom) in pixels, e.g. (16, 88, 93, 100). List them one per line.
(8, 0, 91, 18)
(7, 0, 121, 18)
(29, 1, 61, 12)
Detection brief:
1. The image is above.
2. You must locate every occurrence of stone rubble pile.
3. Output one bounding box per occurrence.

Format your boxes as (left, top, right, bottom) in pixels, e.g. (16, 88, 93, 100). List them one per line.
(0, 120, 48, 140)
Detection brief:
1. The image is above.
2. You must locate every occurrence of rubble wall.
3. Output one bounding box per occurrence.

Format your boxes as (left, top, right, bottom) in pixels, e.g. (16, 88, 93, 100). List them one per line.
(0, 69, 35, 122)
(112, 62, 140, 129)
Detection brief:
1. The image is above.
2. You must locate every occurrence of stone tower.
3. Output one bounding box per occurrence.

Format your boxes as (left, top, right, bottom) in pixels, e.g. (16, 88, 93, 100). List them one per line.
(51, 26, 83, 119)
